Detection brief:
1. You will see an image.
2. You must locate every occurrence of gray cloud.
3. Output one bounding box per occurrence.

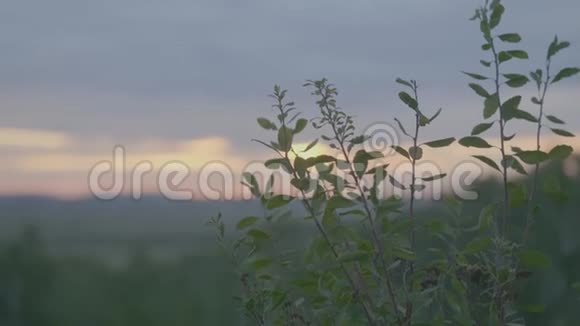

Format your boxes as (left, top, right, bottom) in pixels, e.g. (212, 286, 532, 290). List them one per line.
(1, 0, 579, 144)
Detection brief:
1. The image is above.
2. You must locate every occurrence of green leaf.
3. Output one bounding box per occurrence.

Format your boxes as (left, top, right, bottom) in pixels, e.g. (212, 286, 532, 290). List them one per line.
(267, 195, 294, 209)
(498, 51, 512, 64)
(548, 36, 570, 59)
(468, 83, 490, 98)
(290, 178, 310, 191)
(459, 136, 493, 148)
(519, 250, 551, 268)
(501, 154, 515, 170)
(507, 50, 529, 59)
(392, 145, 410, 160)
(547, 35, 559, 59)
(504, 73, 529, 88)
(462, 71, 488, 80)
(480, 60, 492, 67)
(551, 128, 575, 137)
(243, 172, 261, 197)
(257, 117, 276, 130)
(471, 121, 494, 135)
(409, 146, 423, 160)
(293, 118, 308, 134)
(551, 67, 580, 84)
(428, 108, 442, 123)
(396, 78, 413, 89)
(399, 91, 418, 110)
(511, 109, 538, 123)
(464, 237, 492, 255)
(277, 126, 294, 152)
(422, 174, 446, 182)
(306, 154, 335, 168)
(472, 155, 501, 172)
(294, 156, 307, 178)
(546, 115, 565, 125)
(419, 112, 430, 126)
(236, 216, 260, 230)
(359, 149, 384, 160)
(264, 174, 274, 193)
(247, 229, 271, 241)
(302, 138, 319, 152)
(502, 95, 522, 120)
(549, 145, 573, 160)
(482, 43, 492, 51)
(350, 135, 366, 145)
(480, 19, 491, 40)
(265, 158, 291, 172)
(423, 137, 456, 148)
(483, 94, 499, 119)
(503, 133, 516, 141)
(394, 118, 410, 136)
(388, 175, 406, 190)
(498, 33, 521, 43)
(352, 150, 376, 176)
(516, 150, 549, 164)
(511, 146, 523, 154)
(489, 4, 505, 29)
(412, 184, 426, 192)
(327, 195, 356, 210)
(530, 69, 543, 88)
(508, 156, 528, 175)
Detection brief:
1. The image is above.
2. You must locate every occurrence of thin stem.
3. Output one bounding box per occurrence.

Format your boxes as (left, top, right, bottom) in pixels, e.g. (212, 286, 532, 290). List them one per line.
(490, 40, 510, 238)
(274, 96, 377, 325)
(327, 112, 403, 326)
(523, 60, 551, 245)
(292, 167, 377, 325)
(404, 82, 421, 323)
(486, 9, 508, 324)
(409, 82, 420, 260)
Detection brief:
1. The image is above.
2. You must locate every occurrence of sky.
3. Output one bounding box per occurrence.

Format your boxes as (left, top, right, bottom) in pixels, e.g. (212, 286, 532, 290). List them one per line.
(1, 0, 579, 199)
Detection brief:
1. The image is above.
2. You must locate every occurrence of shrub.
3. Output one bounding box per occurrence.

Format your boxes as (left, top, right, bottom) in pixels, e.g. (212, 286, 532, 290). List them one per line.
(208, 1, 579, 324)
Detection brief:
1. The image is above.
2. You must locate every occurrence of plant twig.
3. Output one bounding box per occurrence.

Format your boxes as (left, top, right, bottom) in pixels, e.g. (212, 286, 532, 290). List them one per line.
(273, 90, 378, 326)
(523, 59, 551, 245)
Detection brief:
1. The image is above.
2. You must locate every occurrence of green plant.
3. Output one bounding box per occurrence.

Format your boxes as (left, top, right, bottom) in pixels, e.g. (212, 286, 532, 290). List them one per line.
(521, 36, 578, 244)
(460, 1, 534, 322)
(208, 1, 578, 325)
(391, 78, 455, 322)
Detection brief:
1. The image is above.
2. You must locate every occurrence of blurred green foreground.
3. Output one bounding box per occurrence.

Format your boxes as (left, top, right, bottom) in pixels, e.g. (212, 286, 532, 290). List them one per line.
(0, 162, 579, 325)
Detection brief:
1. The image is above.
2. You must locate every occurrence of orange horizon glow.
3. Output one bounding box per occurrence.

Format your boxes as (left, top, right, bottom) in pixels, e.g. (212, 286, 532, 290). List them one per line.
(1, 127, 579, 200)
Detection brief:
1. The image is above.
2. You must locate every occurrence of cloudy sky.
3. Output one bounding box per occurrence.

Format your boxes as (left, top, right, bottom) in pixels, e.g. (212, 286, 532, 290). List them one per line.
(1, 0, 579, 199)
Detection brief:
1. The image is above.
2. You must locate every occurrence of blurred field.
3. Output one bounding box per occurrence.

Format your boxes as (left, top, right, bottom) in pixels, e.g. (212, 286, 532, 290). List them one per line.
(0, 199, 260, 325)
(1, 160, 579, 325)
